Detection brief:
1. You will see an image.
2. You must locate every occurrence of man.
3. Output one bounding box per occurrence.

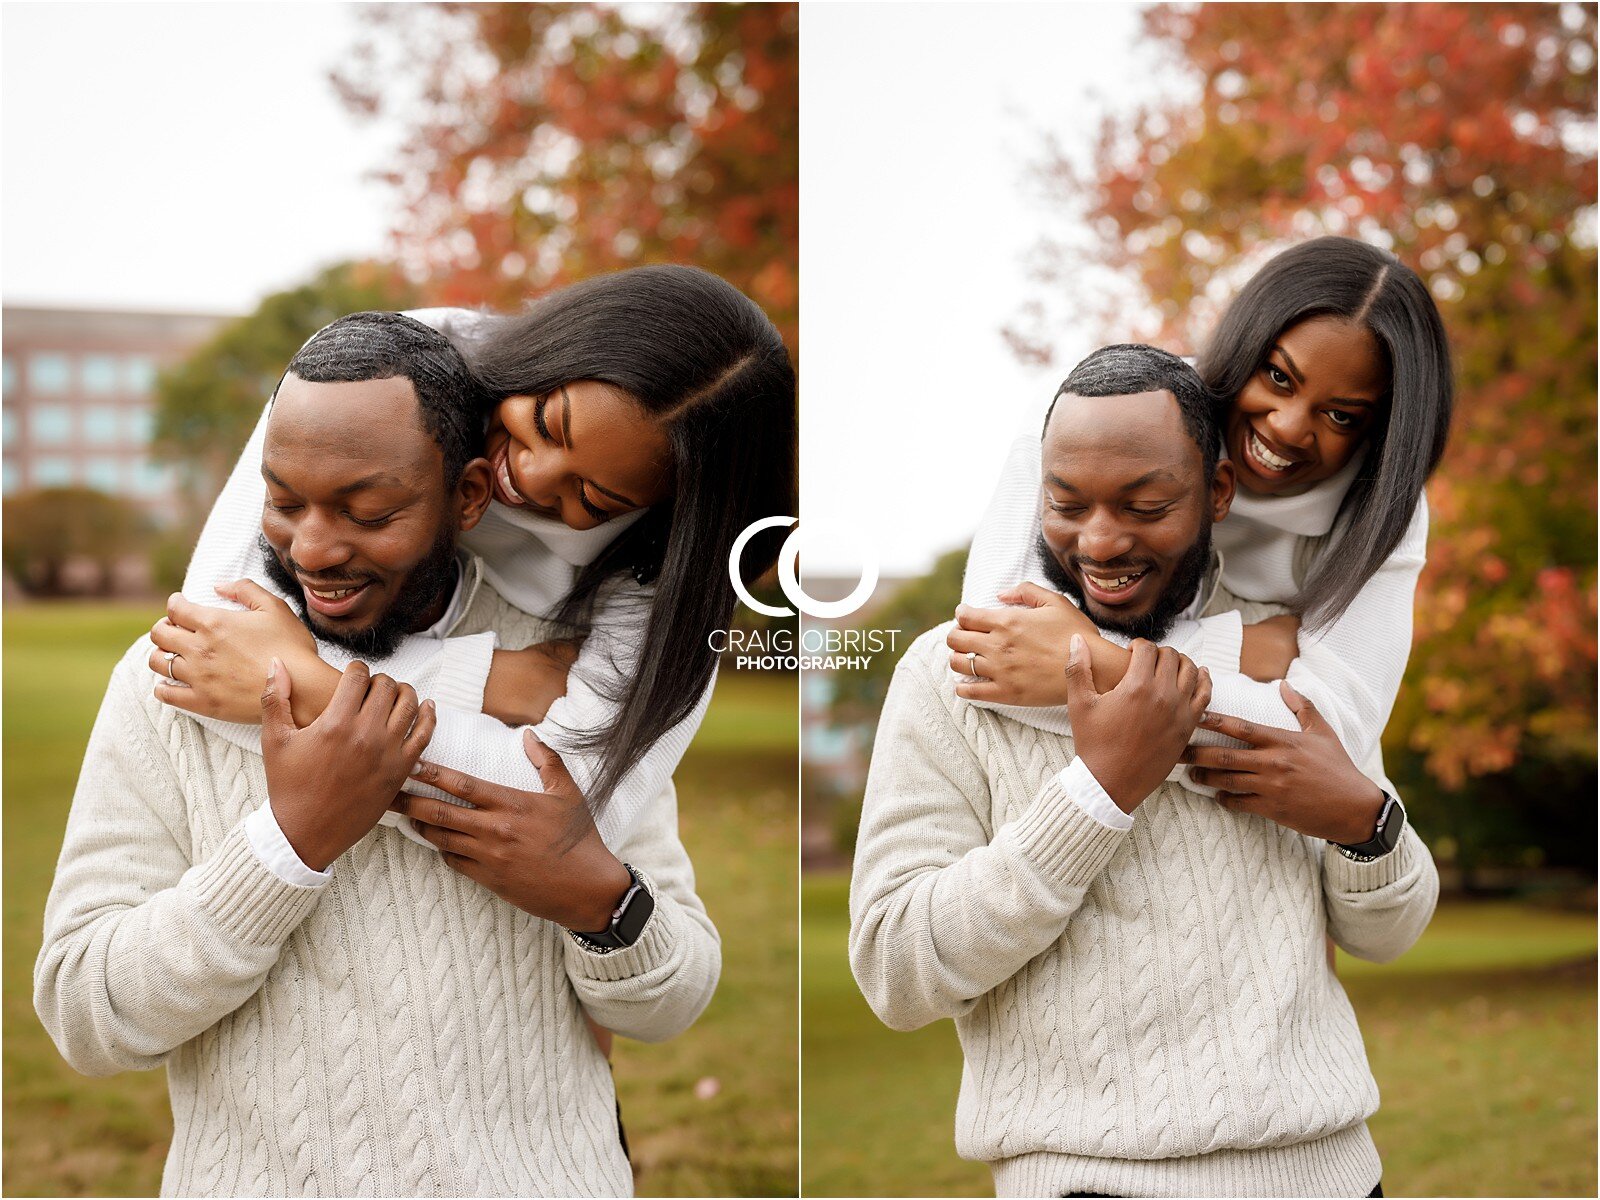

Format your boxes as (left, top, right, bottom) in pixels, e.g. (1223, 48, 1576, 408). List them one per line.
(35, 313, 719, 1197)
(849, 345, 1436, 1198)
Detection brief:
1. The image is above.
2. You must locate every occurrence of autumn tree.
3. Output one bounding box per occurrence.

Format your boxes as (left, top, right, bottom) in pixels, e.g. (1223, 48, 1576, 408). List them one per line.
(2, 487, 152, 596)
(1012, 3, 1596, 869)
(333, 3, 798, 350)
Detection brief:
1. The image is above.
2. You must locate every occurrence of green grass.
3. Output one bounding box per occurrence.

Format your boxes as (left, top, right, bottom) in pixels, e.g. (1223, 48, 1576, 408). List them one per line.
(801, 871, 1596, 1198)
(3, 603, 797, 1197)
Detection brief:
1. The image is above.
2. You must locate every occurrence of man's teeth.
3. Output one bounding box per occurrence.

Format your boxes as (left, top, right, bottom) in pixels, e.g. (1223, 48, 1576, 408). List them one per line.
(309, 586, 360, 599)
(1250, 431, 1295, 471)
(1091, 573, 1142, 591)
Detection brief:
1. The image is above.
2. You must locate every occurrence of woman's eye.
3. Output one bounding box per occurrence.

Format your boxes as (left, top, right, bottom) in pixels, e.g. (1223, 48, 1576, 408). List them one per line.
(1266, 365, 1292, 389)
(578, 488, 611, 522)
(1326, 410, 1358, 430)
(533, 395, 557, 443)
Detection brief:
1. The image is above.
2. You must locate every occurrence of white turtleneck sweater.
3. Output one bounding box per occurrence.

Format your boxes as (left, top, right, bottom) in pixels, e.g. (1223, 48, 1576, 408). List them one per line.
(177, 309, 713, 853)
(961, 432, 1426, 785)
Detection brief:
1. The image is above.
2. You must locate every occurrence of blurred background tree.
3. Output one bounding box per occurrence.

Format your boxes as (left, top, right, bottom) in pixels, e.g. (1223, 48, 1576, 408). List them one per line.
(152, 261, 417, 506)
(1, 488, 152, 597)
(1004, 1, 1597, 881)
(333, 2, 798, 350)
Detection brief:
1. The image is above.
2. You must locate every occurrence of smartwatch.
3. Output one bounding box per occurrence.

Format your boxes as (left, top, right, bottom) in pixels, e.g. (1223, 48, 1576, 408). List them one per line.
(567, 862, 654, 953)
(1332, 791, 1406, 862)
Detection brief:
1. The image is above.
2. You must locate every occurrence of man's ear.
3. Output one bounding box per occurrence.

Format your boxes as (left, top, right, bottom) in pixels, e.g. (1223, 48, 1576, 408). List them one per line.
(1210, 459, 1236, 524)
(455, 457, 494, 532)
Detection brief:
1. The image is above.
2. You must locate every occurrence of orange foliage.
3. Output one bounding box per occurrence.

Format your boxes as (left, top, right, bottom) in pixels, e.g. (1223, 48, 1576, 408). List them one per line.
(334, 3, 797, 351)
(1016, 2, 1597, 789)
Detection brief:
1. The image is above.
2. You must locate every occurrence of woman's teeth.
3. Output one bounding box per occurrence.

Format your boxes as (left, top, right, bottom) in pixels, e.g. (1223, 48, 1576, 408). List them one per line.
(1249, 430, 1296, 472)
(496, 455, 526, 505)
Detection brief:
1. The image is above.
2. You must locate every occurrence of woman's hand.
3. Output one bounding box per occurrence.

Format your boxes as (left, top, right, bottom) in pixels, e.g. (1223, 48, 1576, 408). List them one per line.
(1239, 614, 1302, 682)
(396, 731, 632, 932)
(946, 582, 1131, 704)
(1180, 681, 1386, 844)
(151, 580, 341, 726)
(482, 640, 582, 727)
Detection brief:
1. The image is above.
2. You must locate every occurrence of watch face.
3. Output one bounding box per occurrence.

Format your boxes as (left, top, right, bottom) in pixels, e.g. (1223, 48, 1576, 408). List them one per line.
(614, 883, 655, 946)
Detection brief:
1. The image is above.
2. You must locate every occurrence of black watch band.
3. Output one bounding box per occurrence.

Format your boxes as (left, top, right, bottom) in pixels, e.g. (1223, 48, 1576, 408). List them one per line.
(1332, 791, 1405, 861)
(568, 863, 654, 953)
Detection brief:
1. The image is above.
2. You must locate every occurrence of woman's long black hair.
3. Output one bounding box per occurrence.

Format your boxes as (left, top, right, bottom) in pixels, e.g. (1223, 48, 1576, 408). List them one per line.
(467, 264, 796, 811)
(1197, 236, 1453, 628)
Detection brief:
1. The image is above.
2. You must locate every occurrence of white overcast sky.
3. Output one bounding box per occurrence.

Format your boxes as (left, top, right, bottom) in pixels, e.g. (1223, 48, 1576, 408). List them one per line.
(2, 2, 398, 314)
(3, 2, 1170, 578)
(800, 3, 1172, 575)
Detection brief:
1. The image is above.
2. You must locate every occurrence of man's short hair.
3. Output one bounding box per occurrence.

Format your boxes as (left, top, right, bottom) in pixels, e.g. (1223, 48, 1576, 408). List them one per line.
(282, 312, 488, 487)
(1042, 344, 1223, 480)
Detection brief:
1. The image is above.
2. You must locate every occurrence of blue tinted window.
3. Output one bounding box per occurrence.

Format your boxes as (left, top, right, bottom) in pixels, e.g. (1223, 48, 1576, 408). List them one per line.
(2, 358, 15, 396)
(31, 354, 71, 393)
(134, 461, 175, 496)
(33, 457, 74, 487)
(82, 355, 120, 394)
(84, 458, 123, 493)
(84, 407, 121, 444)
(126, 409, 155, 443)
(2, 460, 16, 494)
(32, 404, 73, 444)
(125, 356, 157, 393)
(2, 408, 16, 444)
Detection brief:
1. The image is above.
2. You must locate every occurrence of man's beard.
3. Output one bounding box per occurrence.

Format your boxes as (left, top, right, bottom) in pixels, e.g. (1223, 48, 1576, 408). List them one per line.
(1037, 525, 1211, 643)
(260, 530, 460, 659)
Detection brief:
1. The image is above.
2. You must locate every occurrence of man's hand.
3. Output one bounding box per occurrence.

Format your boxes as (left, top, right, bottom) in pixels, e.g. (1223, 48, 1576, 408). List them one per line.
(262, 658, 436, 872)
(1180, 681, 1386, 844)
(1064, 634, 1211, 813)
(1238, 613, 1302, 683)
(395, 731, 632, 933)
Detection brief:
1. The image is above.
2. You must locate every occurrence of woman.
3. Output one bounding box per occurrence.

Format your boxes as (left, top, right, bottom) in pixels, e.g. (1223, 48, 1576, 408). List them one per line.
(949, 235, 1453, 801)
(152, 264, 796, 849)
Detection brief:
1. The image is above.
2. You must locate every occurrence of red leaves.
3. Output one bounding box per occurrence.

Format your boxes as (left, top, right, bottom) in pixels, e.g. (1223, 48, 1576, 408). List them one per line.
(337, 2, 797, 349)
(1017, 1, 1598, 790)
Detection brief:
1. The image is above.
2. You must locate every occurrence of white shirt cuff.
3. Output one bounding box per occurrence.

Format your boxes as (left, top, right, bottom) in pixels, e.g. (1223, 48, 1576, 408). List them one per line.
(244, 800, 334, 888)
(1055, 756, 1134, 831)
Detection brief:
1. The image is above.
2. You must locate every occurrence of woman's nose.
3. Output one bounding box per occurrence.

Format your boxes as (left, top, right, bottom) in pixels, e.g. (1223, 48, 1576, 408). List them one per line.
(1263, 403, 1315, 449)
(512, 442, 564, 509)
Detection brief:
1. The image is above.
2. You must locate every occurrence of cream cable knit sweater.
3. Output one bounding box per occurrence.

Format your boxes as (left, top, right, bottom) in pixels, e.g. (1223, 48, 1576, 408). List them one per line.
(36, 578, 721, 1198)
(849, 601, 1438, 1199)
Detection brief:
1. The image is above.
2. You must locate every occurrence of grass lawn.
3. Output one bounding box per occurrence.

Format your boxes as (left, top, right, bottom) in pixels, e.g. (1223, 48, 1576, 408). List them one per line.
(4, 602, 797, 1198)
(801, 872, 1596, 1198)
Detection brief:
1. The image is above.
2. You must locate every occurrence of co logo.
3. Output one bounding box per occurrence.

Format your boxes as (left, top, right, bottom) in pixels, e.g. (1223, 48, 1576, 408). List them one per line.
(729, 516, 879, 619)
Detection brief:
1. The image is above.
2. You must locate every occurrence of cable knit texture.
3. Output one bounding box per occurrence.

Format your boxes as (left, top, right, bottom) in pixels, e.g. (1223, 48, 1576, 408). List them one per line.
(35, 581, 721, 1198)
(849, 614, 1438, 1199)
